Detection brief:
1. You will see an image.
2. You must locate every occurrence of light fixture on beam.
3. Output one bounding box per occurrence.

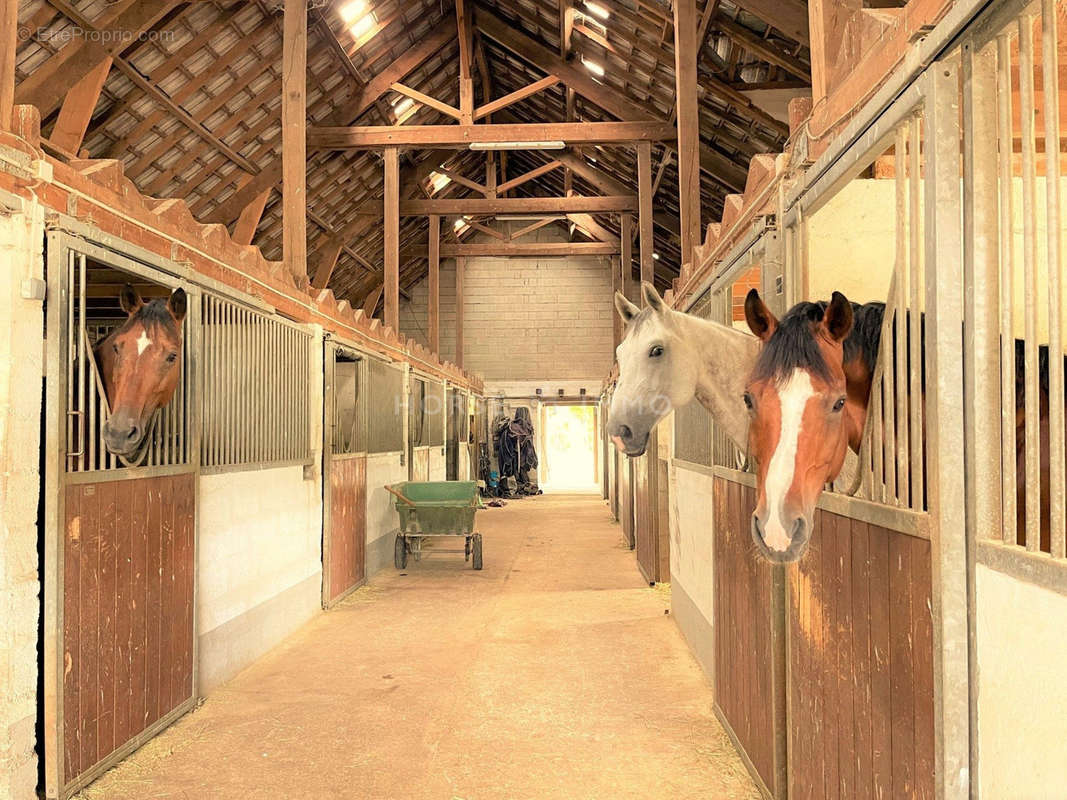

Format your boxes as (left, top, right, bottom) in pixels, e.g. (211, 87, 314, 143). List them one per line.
(583, 1, 610, 20)
(469, 141, 565, 151)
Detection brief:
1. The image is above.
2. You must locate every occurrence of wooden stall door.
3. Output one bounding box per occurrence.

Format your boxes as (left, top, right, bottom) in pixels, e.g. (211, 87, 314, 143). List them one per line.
(787, 510, 934, 800)
(633, 433, 670, 583)
(713, 477, 787, 799)
(620, 456, 635, 549)
(325, 455, 367, 606)
(60, 473, 195, 795)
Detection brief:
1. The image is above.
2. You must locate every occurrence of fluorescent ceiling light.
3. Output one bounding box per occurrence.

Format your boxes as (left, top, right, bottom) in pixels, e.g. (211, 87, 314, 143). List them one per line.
(468, 141, 565, 150)
(428, 171, 451, 192)
(652, 252, 660, 260)
(582, 57, 605, 77)
(584, 1, 610, 20)
(350, 12, 376, 37)
(339, 0, 367, 23)
(393, 96, 414, 115)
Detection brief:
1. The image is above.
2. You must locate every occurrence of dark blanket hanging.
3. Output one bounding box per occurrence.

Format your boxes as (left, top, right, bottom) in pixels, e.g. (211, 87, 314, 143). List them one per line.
(495, 407, 539, 490)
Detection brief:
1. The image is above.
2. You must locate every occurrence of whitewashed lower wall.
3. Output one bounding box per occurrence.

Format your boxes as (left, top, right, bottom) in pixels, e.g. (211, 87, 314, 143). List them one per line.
(366, 452, 407, 577)
(669, 462, 716, 680)
(429, 447, 446, 481)
(197, 465, 322, 693)
(976, 565, 1067, 798)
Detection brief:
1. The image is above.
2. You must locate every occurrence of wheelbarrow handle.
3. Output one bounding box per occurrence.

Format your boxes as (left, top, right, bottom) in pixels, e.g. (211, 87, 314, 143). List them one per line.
(385, 485, 416, 506)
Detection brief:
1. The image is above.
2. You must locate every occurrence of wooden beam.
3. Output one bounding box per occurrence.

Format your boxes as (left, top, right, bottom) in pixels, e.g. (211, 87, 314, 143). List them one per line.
(400, 195, 637, 215)
(231, 188, 271, 247)
(637, 142, 654, 289)
(309, 121, 675, 149)
(436, 166, 489, 196)
(15, 0, 179, 116)
(455, 257, 465, 369)
(428, 215, 440, 354)
(674, 0, 702, 265)
(496, 159, 562, 194)
(362, 284, 384, 317)
(282, 0, 307, 280)
(620, 213, 634, 300)
(731, 0, 809, 46)
(611, 256, 622, 347)
(474, 76, 561, 120)
(50, 57, 112, 153)
(715, 15, 810, 81)
(390, 82, 462, 120)
(384, 146, 400, 330)
(332, 26, 454, 124)
(310, 239, 344, 290)
(440, 241, 618, 256)
(567, 212, 619, 245)
(0, 0, 18, 130)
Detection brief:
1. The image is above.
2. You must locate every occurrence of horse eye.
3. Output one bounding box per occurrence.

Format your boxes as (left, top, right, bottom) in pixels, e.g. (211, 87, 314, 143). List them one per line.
(648, 345, 664, 358)
(743, 392, 754, 411)
(832, 397, 846, 412)
(166, 352, 178, 363)
(112, 343, 120, 354)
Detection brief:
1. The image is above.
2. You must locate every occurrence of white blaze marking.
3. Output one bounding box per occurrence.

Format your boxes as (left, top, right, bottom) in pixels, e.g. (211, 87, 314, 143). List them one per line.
(762, 370, 813, 552)
(136, 330, 152, 356)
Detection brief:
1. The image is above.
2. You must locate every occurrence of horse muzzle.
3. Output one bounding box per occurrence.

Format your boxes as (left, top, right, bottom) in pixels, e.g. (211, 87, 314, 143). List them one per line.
(103, 416, 145, 457)
(750, 512, 811, 563)
(609, 422, 649, 458)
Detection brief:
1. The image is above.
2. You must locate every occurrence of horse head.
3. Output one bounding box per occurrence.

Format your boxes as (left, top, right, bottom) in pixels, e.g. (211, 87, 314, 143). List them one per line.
(97, 284, 187, 458)
(743, 290, 854, 563)
(608, 281, 701, 457)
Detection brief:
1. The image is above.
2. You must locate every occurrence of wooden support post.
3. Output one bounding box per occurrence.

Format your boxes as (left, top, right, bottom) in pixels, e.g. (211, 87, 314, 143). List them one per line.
(282, 0, 307, 280)
(362, 284, 383, 317)
(611, 255, 623, 348)
(621, 213, 634, 301)
(0, 0, 17, 131)
(232, 188, 272, 246)
(485, 152, 497, 197)
(51, 58, 112, 154)
(637, 141, 654, 290)
(310, 239, 344, 291)
(428, 214, 441, 355)
(673, 0, 701, 265)
(384, 146, 400, 330)
(455, 256, 465, 369)
(457, 0, 474, 124)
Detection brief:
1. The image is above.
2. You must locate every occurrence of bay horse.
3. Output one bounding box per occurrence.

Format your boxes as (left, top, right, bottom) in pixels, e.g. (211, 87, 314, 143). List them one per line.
(96, 284, 187, 458)
(607, 281, 759, 457)
(741, 291, 886, 562)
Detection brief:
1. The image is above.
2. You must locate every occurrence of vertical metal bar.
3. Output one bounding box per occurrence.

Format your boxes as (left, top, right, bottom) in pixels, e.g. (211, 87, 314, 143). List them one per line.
(924, 62, 970, 800)
(77, 254, 87, 472)
(963, 38, 1004, 550)
(872, 374, 885, 502)
(909, 113, 926, 510)
(1019, 13, 1042, 551)
(225, 300, 233, 466)
(997, 32, 1018, 544)
(1042, 0, 1066, 559)
(66, 252, 74, 473)
(894, 125, 910, 507)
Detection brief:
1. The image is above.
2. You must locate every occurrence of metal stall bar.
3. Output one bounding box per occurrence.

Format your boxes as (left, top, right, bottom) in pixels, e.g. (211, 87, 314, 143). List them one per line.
(908, 114, 926, 511)
(894, 124, 911, 507)
(996, 31, 1018, 545)
(924, 63, 970, 800)
(1042, 0, 1066, 559)
(1019, 13, 1042, 551)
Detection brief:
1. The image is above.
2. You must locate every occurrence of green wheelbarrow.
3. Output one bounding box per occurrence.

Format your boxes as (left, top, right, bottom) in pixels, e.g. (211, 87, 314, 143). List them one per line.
(386, 481, 485, 570)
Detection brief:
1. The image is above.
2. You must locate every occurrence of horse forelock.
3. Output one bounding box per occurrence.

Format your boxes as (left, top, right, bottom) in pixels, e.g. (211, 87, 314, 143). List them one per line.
(753, 302, 834, 385)
(114, 298, 181, 343)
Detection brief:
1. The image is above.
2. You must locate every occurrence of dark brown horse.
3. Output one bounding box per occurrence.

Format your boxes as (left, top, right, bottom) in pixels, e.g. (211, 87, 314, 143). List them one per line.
(96, 284, 187, 458)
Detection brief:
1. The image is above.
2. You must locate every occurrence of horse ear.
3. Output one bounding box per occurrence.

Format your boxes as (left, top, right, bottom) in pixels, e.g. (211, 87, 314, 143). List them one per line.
(168, 288, 188, 322)
(119, 283, 143, 315)
(744, 289, 777, 342)
(615, 291, 640, 323)
(822, 291, 853, 342)
(641, 281, 665, 313)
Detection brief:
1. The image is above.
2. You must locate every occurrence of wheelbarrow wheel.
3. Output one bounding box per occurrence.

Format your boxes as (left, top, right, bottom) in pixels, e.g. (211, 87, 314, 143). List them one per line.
(394, 534, 407, 569)
(471, 533, 483, 570)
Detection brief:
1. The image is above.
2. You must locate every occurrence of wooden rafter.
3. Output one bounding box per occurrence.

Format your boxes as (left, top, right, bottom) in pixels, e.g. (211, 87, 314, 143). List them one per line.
(398, 195, 637, 214)
(308, 121, 676, 149)
(496, 159, 562, 194)
(390, 82, 462, 120)
(474, 75, 560, 120)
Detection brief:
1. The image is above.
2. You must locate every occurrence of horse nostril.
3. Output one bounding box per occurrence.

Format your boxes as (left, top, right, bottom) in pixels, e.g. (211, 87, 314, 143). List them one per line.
(125, 426, 141, 442)
(617, 424, 633, 441)
(792, 517, 806, 539)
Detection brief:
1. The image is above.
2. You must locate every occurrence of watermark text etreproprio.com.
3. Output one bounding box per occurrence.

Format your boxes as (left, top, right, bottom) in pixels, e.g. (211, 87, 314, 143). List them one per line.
(19, 26, 176, 45)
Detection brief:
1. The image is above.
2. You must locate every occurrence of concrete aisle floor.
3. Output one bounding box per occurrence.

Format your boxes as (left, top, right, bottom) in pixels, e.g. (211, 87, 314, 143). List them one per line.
(78, 495, 759, 800)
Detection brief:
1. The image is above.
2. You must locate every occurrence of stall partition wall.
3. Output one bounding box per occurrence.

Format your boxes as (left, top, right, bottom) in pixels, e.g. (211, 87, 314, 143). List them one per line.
(43, 233, 199, 800)
(322, 342, 368, 607)
(366, 358, 408, 577)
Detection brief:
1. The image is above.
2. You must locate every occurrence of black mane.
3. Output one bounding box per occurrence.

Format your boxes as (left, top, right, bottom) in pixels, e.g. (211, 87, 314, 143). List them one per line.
(753, 299, 886, 384)
(129, 298, 179, 334)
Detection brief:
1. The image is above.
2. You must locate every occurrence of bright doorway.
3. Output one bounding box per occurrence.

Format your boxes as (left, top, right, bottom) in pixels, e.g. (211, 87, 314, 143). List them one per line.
(540, 404, 599, 492)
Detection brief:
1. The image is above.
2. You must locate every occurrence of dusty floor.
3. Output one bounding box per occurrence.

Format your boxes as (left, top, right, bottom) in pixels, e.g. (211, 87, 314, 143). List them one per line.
(77, 494, 758, 800)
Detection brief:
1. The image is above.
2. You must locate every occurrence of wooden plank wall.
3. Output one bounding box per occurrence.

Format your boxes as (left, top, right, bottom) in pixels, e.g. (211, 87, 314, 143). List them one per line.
(62, 473, 195, 786)
(787, 508, 934, 800)
(327, 456, 367, 605)
(412, 448, 430, 482)
(713, 477, 782, 798)
(608, 447, 618, 520)
(620, 456, 635, 549)
(634, 450, 670, 583)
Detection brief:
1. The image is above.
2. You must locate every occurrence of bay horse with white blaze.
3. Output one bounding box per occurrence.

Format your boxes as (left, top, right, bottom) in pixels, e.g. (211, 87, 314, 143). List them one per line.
(607, 281, 759, 457)
(97, 284, 187, 459)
